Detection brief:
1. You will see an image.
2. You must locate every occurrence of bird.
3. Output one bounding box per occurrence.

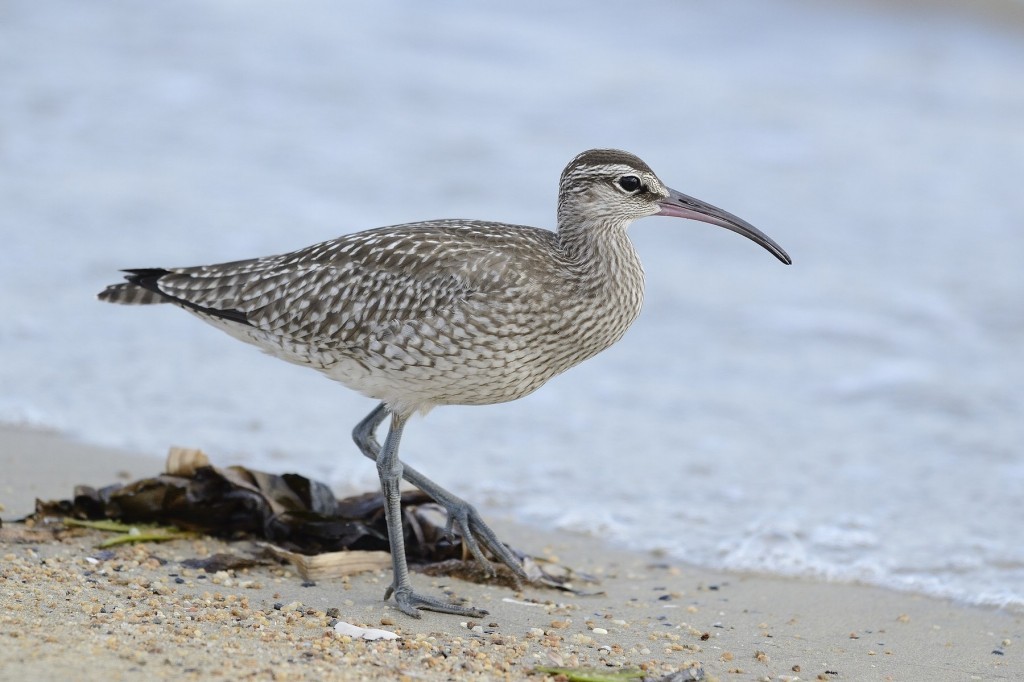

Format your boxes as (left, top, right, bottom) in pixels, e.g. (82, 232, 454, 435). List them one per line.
(98, 148, 791, 618)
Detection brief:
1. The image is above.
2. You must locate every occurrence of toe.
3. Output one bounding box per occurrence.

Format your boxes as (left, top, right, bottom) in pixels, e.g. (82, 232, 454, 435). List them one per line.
(390, 586, 487, 618)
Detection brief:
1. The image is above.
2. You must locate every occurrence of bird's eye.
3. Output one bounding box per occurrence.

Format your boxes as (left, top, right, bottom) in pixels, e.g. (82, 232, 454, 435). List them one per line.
(617, 175, 643, 193)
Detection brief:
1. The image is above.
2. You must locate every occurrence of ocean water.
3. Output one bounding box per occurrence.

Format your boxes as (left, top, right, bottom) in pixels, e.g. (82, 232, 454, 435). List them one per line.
(2, 1, 1022, 609)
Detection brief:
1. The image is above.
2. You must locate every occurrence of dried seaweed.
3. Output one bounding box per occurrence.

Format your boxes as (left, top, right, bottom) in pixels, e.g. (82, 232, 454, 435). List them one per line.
(62, 518, 198, 547)
(26, 450, 588, 591)
(32, 463, 463, 561)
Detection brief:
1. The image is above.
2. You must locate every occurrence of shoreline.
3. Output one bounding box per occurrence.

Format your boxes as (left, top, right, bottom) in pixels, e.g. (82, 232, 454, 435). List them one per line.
(2, 424, 1021, 680)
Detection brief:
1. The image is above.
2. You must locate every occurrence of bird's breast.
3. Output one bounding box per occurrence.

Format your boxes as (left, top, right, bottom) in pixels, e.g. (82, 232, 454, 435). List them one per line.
(347, 246, 644, 410)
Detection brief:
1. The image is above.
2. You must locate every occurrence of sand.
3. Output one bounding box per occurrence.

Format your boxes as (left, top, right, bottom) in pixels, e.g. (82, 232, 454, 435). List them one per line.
(1, 424, 1020, 681)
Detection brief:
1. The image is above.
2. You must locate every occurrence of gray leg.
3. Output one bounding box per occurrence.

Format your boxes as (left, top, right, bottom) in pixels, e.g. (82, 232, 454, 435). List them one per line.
(374, 410, 489, 618)
(354, 403, 527, 582)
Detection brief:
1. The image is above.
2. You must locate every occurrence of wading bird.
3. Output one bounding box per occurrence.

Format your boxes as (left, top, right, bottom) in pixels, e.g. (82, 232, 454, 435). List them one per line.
(99, 149, 791, 617)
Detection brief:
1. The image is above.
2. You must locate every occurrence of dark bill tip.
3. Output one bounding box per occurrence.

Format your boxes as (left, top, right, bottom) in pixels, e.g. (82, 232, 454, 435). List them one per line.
(657, 188, 792, 265)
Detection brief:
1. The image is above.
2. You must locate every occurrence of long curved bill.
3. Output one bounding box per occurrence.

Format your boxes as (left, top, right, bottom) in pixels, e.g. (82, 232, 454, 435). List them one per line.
(657, 187, 792, 265)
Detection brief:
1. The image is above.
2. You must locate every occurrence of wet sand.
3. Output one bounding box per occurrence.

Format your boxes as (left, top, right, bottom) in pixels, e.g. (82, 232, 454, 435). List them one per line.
(1, 425, 1021, 681)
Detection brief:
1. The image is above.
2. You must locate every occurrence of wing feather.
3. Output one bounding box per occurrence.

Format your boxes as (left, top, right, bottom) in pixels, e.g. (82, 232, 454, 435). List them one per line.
(144, 221, 560, 349)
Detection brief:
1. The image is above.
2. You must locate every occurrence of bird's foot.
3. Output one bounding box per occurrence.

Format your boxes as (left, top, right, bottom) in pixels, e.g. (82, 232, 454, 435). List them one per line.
(384, 583, 488, 619)
(440, 500, 528, 585)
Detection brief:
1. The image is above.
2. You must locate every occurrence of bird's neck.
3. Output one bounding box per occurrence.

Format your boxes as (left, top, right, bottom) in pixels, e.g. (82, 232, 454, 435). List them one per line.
(556, 217, 645, 318)
(558, 215, 641, 267)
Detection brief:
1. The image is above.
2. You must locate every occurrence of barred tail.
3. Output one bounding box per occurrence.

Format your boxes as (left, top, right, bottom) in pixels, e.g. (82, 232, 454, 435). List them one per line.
(97, 268, 250, 324)
(97, 282, 168, 305)
(98, 269, 174, 305)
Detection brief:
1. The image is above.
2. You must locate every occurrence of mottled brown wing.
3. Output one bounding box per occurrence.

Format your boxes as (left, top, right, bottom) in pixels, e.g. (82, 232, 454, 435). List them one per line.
(142, 220, 557, 350)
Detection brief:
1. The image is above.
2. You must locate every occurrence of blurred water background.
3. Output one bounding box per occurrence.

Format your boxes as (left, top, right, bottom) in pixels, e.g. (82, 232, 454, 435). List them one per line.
(2, 1, 1022, 608)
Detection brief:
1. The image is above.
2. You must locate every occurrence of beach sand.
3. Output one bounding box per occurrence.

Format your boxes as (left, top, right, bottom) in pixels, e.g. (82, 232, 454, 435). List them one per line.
(1, 424, 1020, 681)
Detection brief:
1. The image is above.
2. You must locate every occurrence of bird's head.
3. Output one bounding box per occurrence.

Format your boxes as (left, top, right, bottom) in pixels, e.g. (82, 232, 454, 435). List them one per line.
(557, 149, 791, 265)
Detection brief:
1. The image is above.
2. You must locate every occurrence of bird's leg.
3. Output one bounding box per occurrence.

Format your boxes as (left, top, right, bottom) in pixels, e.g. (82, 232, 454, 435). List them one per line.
(375, 411, 488, 618)
(354, 404, 527, 582)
